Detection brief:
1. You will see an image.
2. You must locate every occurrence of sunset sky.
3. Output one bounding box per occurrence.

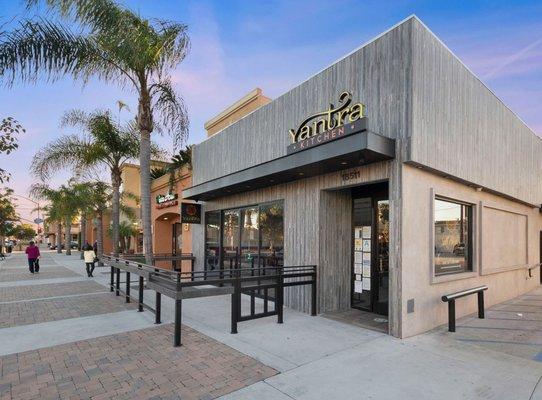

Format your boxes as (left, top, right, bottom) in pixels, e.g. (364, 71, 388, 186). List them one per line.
(1, 0, 541, 223)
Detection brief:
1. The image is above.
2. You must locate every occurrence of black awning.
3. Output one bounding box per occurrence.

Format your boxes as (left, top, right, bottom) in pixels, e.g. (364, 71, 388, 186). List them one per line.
(184, 130, 395, 202)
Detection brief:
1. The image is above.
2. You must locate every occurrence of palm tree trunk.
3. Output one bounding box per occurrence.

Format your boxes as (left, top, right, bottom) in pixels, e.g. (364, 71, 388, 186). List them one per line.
(96, 211, 104, 259)
(111, 171, 121, 256)
(80, 215, 86, 260)
(65, 219, 72, 255)
(56, 222, 62, 253)
(138, 87, 153, 265)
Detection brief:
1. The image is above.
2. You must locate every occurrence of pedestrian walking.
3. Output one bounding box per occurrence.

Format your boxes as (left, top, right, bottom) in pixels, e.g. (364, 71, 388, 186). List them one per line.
(25, 241, 40, 274)
(84, 244, 96, 277)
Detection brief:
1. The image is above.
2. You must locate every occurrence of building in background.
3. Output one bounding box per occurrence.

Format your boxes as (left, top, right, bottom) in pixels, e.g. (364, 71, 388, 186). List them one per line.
(149, 88, 270, 270)
(204, 88, 271, 137)
(185, 16, 542, 338)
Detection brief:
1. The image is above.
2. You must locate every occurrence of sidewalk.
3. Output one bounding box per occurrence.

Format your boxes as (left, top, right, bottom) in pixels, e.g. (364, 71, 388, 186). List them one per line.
(1, 251, 542, 399)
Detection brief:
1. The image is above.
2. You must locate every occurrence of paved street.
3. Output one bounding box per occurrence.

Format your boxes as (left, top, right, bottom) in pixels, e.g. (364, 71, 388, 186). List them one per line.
(0, 251, 276, 400)
(1, 250, 542, 399)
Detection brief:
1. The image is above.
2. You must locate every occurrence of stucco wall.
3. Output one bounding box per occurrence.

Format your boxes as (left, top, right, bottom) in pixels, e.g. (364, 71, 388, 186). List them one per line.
(400, 165, 541, 337)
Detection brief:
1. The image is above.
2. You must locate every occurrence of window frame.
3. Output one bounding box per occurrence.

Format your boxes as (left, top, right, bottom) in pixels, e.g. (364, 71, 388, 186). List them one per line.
(433, 196, 474, 277)
(204, 200, 285, 271)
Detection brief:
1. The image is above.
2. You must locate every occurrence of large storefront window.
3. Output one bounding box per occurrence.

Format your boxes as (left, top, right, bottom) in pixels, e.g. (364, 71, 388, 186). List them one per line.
(260, 203, 284, 266)
(204, 201, 284, 271)
(434, 198, 472, 276)
(205, 211, 221, 271)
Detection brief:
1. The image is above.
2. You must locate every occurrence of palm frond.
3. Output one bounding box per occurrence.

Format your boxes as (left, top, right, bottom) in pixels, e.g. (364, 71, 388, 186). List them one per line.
(30, 135, 94, 180)
(150, 78, 189, 149)
(0, 19, 99, 86)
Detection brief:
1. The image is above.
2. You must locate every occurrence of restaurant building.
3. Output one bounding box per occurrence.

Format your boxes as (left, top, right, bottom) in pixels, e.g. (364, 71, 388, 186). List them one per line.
(184, 16, 542, 338)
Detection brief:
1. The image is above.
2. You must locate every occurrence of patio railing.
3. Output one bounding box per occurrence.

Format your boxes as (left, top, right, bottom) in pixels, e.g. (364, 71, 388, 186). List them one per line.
(100, 254, 317, 347)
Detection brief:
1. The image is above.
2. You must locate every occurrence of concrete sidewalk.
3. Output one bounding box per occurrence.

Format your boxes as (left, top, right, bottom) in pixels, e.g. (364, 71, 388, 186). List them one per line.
(28, 253, 542, 399)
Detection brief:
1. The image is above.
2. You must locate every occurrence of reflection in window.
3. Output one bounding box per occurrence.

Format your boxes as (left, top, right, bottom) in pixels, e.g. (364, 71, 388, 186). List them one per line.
(260, 203, 284, 266)
(434, 198, 472, 275)
(204, 201, 284, 272)
(204, 211, 220, 271)
(240, 207, 259, 268)
(223, 210, 240, 268)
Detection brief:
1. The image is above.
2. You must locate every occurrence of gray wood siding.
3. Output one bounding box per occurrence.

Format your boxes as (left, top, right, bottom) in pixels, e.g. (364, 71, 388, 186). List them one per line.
(318, 190, 352, 312)
(192, 162, 390, 314)
(410, 18, 542, 205)
(192, 21, 413, 186)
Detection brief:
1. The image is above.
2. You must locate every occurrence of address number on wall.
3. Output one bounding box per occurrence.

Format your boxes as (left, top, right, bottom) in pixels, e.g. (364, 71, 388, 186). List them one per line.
(341, 170, 361, 182)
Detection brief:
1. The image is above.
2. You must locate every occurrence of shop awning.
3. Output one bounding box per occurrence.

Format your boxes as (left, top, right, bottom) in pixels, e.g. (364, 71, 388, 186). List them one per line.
(183, 130, 395, 202)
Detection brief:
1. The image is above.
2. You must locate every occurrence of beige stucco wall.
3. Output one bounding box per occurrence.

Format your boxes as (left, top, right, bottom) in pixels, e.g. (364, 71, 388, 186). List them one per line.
(401, 164, 541, 337)
(150, 168, 193, 270)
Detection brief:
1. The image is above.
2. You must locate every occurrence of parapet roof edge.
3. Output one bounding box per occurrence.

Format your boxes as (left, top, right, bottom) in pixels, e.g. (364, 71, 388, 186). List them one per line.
(195, 14, 540, 147)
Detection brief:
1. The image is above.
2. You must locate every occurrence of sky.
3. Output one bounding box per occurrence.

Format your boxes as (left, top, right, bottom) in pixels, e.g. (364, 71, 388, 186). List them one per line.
(0, 0, 541, 224)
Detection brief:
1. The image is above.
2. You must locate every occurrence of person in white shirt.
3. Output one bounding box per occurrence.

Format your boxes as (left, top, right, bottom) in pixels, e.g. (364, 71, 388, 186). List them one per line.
(83, 244, 96, 277)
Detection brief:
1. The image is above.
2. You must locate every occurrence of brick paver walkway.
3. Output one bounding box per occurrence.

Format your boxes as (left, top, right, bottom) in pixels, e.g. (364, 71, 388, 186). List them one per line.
(0, 293, 137, 328)
(0, 266, 80, 282)
(0, 251, 277, 399)
(0, 324, 276, 400)
(0, 281, 106, 303)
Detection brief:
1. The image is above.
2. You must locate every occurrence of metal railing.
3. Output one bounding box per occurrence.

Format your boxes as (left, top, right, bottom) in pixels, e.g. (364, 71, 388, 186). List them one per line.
(441, 285, 488, 332)
(101, 255, 317, 347)
(116, 252, 195, 274)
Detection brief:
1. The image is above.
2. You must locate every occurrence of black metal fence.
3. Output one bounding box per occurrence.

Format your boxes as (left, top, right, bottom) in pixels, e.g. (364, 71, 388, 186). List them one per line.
(119, 252, 195, 273)
(101, 254, 317, 347)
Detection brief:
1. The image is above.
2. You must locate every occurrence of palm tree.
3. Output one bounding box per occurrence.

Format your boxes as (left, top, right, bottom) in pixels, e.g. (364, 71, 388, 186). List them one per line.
(0, 188, 19, 253)
(29, 184, 73, 254)
(107, 221, 137, 254)
(31, 108, 147, 256)
(150, 145, 193, 190)
(70, 181, 99, 259)
(0, 0, 190, 263)
(82, 181, 137, 259)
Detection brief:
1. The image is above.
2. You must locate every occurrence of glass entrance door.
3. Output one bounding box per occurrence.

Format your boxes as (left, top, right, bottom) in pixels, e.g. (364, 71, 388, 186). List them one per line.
(352, 198, 372, 310)
(351, 185, 389, 315)
(374, 200, 389, 315)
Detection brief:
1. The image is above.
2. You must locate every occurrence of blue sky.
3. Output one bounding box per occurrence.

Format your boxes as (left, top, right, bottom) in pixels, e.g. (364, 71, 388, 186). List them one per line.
(1, 0, 541, 222)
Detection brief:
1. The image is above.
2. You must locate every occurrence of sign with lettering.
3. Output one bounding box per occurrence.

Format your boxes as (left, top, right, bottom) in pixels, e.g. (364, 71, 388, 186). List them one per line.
(181, 203, 201, 224)
(287, 91, 367, 154)
(156, 193, 178, 209)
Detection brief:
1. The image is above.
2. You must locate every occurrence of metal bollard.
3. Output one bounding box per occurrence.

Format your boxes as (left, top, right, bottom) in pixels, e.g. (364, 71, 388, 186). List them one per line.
(138, 276, 144, 312)
(125, 272, 130, 303)
(155, 292, 161, 324)
(174, 299, 182, 347)
(115, 268, 120, 296)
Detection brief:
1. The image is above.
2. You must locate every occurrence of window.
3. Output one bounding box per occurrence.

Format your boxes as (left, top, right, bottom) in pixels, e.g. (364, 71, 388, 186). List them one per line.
(204, 211, 221, 272)
(434, 198, 472, 276)
(204, 201, 284, 272)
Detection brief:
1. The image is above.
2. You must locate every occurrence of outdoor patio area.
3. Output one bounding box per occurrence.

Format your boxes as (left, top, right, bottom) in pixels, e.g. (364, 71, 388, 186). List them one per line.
(1, 251, 542, 400)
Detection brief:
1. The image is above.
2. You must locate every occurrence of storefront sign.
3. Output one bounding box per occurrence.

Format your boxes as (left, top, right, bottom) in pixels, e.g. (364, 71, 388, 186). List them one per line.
(156, 193, 178, 209)
(181, 202, 201, 224)
(287, 91, 367, 154)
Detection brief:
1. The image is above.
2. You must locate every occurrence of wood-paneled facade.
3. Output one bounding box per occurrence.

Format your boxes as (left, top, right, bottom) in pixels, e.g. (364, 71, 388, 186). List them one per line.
(186, 16, 542, 338)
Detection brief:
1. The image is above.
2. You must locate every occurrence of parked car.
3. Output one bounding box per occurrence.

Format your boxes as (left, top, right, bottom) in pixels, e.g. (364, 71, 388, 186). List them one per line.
(453, 243, 465, 256)
(51, 241, 79, 250)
